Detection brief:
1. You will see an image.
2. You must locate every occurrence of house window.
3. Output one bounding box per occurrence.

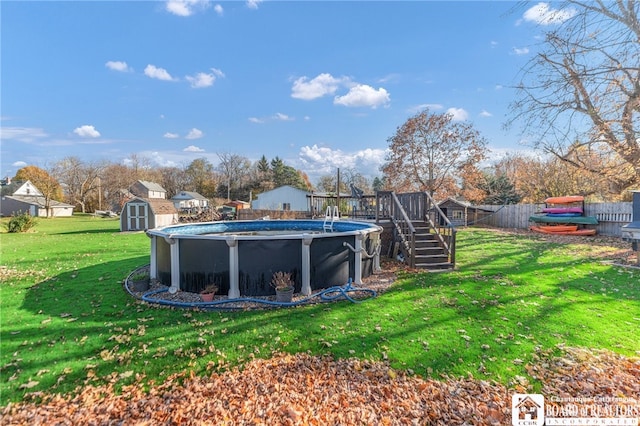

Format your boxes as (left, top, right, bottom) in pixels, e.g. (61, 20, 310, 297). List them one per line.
(452, 210, 464, 220)
(282, 203, 291, 211)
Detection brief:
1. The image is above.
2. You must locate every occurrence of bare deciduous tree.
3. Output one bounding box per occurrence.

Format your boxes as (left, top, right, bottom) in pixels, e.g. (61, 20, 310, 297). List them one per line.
(52, 157, 105, 213)
(217, 153, 251, 200)
(507, 1, 640, 193)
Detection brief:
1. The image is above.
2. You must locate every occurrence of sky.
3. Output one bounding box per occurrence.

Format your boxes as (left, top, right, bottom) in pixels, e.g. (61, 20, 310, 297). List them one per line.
(1, 1, 578, 184)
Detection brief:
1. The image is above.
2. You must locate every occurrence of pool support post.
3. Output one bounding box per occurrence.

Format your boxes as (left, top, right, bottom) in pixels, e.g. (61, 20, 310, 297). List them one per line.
(164, 236, 180, 294)
(226, 236, 240, 299)
(301, 233, 313, 295)
(147, 233, 157, 280)
(354, 231, 364, 285)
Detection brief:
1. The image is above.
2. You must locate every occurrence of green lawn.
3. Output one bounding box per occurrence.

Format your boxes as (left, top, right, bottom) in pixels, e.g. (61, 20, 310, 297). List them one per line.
(1, 215, 638, 406)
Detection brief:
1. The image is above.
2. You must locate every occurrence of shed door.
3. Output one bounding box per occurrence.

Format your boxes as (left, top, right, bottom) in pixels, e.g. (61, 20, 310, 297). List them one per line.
(128, 203, 148, 230)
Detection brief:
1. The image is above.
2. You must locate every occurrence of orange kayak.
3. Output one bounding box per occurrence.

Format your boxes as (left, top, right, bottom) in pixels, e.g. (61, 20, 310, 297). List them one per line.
(537, 225, 579, 233)
(530, 226, 596, 236)
(545, 195, 584, 204)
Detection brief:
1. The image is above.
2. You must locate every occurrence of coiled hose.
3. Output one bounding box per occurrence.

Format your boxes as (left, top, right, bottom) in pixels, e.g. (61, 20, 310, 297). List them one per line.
(126, 275, 376, 310)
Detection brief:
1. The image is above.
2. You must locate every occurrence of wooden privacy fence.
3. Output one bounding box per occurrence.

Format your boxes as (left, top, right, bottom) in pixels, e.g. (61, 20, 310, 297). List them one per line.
(474, 203, 633, 237)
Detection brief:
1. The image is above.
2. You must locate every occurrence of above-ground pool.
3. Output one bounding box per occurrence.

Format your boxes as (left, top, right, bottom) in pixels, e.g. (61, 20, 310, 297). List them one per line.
(146, 219, 382, 298)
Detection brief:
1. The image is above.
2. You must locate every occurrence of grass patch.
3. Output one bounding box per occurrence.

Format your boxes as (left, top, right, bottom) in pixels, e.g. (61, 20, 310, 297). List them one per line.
(1, 216, 638, 405)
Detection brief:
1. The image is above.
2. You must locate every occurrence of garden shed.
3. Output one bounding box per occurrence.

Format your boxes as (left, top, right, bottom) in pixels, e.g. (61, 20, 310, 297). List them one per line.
(120, 197, 178, 232)
(437, 198, 493, 226)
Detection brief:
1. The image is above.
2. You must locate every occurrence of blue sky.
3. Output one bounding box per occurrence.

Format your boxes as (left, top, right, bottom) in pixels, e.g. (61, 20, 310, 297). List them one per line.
(1, 1, 577, 184)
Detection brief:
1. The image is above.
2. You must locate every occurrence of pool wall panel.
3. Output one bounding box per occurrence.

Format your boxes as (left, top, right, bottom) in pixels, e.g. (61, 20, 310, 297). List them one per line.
(179, 239, 230, 294)
(238, 239, 302, 296)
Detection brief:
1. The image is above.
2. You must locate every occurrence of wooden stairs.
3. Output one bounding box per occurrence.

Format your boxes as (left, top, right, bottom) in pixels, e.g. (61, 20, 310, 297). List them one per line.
(412, 221, 455, 271)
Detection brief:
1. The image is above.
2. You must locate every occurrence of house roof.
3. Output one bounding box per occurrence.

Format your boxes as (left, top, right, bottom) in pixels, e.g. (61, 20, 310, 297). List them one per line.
(438, 197, 493, 212)
(1, 180, 44, 197)
(146, 198, 178, 214)
(124, 197, 178, 214)
(3, 195, 74, 208)
(439, 197, 473, 208)
(172, 191, 208, 201)
(135, 180, 167, 193)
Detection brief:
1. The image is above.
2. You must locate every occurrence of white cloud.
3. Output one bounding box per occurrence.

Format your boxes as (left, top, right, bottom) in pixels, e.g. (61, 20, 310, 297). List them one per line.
(490, 41, 498, 48)
(297, 144, 387, 179)
(273, 113, 293, 121)
(12, 161, 28, 168)
(291, 73, 347, 100)
(73, 125, 101, 138)
(377, 74, 401, 84)
(164, 132, 180, 139)
(523, 2, 577, 25)
(214, 4, 223, 15)
(249, 113, 294, 123)
(185, 128, 204, 139)
(479, 110, 492, 117)
(0, 126, 48, 142)
(446, 108, 468, 121)
(148, 151, 179, 168)
(184, 145, 205, 152)
(334, 85, 390, 109)
(246, 0, 262, 10)
(185, 68, 225, 88)
(165, 0, 210, 17)
(144, 64, 175, 81)
(512, 47, 529, 55)
(105, 60, 132, 72)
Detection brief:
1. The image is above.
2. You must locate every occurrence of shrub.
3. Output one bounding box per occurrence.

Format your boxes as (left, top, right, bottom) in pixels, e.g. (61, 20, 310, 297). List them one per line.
(5, 211, 38, 233)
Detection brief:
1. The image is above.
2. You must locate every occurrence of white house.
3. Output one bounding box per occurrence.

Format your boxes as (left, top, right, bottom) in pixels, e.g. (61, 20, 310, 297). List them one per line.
(129, 180, 167, 199)
(0, 180, 74, 217)
(171, 191, 209, 211)
(251, 185, 310, 211)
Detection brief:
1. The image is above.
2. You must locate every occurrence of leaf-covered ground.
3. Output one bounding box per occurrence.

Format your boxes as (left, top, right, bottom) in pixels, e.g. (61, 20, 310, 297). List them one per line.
(2, 346, 638, 425)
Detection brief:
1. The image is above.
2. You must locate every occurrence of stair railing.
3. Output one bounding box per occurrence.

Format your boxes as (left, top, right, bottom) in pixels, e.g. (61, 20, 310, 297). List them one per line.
(419, 191, 457, 267)
(379, 191, 457, 268)
(377, 191, 416, 267)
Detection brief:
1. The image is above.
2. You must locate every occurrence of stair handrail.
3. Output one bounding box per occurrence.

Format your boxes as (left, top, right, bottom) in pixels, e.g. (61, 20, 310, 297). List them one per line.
(389, 191, 417, 267)
(420, 191, 457, 267)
